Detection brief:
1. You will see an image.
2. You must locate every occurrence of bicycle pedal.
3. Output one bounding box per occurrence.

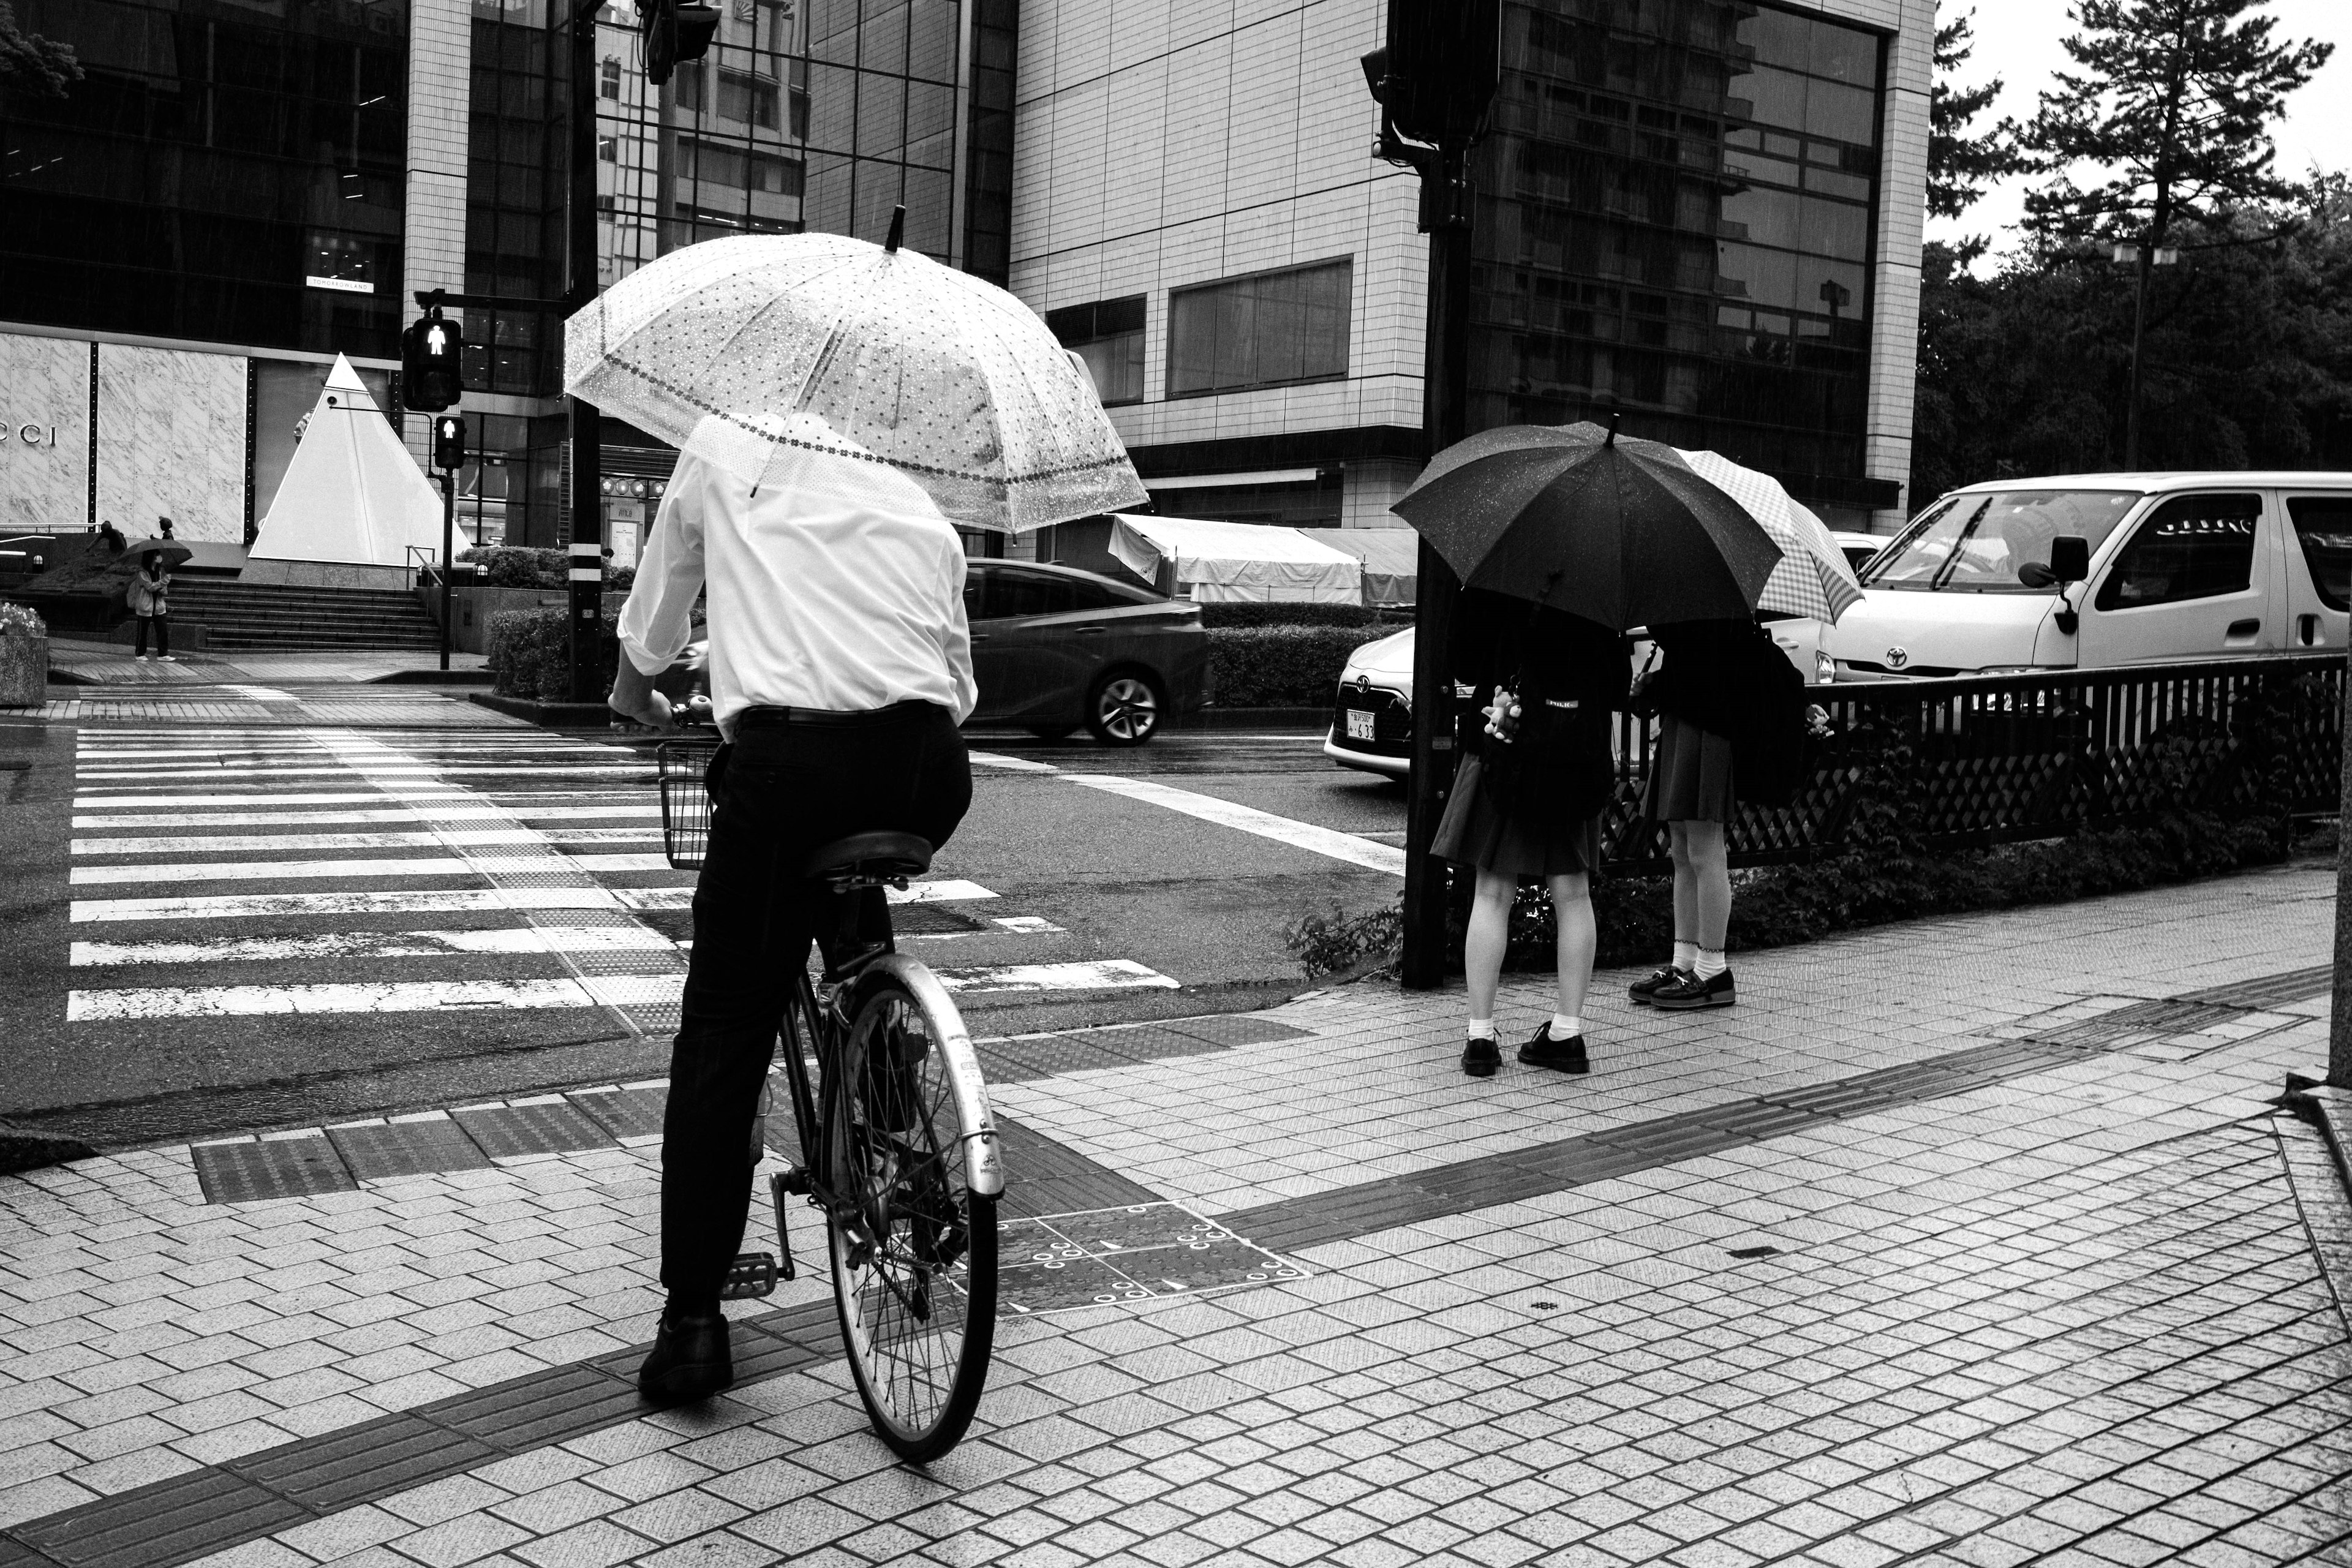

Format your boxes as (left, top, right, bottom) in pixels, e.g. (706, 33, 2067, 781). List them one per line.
(775, 1161, 811, 1196)
(720, 1253, 777, 1300)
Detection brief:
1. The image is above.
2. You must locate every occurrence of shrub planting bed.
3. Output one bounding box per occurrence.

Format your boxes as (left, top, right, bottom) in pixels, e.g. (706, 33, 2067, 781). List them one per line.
(1205, 624, 1389, 707)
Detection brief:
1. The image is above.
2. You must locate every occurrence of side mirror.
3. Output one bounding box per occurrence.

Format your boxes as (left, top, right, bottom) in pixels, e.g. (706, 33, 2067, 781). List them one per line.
(2049, 535, 2090, 584)
(2016, 562, 2056, 589)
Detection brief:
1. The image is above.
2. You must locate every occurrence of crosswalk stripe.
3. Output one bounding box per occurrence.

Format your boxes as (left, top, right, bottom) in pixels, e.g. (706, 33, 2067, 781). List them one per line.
(71, 829, 663, 856)
(1060, 773, 1408, 876)
(67, 978, 609, 1020)
(75, 764, 650, 780)
(72, 856, 652, 886)
(70, 887, 693, 922)
(72, 927, 680, 966)
(932, 960, 1177, 994)
(74, 791, 473, 809)
(72, 806, 662, 826)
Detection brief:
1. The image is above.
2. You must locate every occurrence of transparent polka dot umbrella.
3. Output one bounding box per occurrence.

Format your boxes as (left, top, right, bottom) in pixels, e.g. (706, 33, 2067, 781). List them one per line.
(563, 223, 1146, 532)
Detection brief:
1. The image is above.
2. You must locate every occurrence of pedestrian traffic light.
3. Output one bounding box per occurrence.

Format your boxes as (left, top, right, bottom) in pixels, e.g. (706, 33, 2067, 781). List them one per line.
(432, 414, 467, 472)
(1360, 0, 1501, 148)
(643, 0, 720, 88)
(401, 292, 464, 413)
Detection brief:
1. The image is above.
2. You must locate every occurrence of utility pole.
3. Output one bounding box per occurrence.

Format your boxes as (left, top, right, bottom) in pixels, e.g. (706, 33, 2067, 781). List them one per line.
(566, 0, 606, 702)
(1364, 2, 1499, 990)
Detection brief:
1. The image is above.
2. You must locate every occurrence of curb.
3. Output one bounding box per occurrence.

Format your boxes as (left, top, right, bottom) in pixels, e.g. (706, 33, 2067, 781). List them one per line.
(467, 692, 619, 728)
(2288, 1080, 2352, 1196)
(369, 668, 494, 686)
(1168, 706, 1327, 731)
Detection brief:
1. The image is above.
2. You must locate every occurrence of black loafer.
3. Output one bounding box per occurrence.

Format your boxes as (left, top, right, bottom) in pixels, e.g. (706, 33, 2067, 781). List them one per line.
(1651, 969, 1735, 1010)
(636, 1308, 732, 1403)
(1461, 1037, 1501, 1078)
(1517, 1023, 1589, 1074)
(1628, 965, 1686, 1005)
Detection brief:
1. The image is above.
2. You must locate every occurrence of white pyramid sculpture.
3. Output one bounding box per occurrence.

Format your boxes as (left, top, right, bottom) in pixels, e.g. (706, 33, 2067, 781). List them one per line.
(248, 355, 444, 568)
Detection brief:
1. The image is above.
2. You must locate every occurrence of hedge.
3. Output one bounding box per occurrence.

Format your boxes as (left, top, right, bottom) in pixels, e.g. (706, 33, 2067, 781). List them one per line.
(1197, 602, 1390, 629)
(461, 546, 633, 594)
(486, 605, 617, 701)
(1205, 625, 1389, 707)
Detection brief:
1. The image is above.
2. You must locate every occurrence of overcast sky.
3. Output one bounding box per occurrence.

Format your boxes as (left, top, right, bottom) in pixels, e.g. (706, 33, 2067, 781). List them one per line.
(1924, 0, 2352, 265)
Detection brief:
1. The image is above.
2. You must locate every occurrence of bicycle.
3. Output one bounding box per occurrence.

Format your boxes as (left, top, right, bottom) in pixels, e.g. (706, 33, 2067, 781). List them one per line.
(657, 737, 1004, 1461)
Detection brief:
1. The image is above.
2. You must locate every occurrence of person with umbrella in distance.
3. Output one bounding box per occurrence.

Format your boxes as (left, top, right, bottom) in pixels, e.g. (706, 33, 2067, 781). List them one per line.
(575, 212, 1146, 1402)
(1394, 414, 1785, 1076)
(1433, 589, 1628, 1077)
(127, 545, 178, 662)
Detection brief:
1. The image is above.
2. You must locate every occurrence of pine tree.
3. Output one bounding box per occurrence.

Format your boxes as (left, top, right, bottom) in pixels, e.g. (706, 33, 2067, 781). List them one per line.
(2020, 0, 2331, 464)
(0, 1, 78, 99)
(1928, 10, 2026, 228)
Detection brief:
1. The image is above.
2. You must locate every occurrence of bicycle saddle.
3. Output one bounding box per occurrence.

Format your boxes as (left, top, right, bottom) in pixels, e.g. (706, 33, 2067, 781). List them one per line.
(803, 831, 933, 884)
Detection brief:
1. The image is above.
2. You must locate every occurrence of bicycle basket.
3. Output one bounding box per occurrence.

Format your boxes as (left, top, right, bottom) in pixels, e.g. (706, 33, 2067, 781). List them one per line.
(657, 737, 723, 870)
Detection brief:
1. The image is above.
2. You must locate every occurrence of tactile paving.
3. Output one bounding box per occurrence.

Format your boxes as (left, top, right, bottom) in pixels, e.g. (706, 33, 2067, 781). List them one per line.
(325, 1117, 492, 1180)
(449, 1100, 613, 1159)
(569, 1084, 666, 1140)
(189, 1137, 356, 1204)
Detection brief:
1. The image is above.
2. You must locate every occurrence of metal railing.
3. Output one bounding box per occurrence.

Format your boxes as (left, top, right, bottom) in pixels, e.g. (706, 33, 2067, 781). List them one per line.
(1575, 654, 2341, 873)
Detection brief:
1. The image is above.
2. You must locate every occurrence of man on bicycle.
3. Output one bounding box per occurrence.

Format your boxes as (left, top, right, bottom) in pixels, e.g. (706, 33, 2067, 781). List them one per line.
(608, 421, 977, 1402)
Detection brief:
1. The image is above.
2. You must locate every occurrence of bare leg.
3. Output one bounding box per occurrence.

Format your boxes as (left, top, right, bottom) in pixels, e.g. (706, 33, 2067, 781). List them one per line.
(1686, 820, 1731, 949)
(1548, 871, 1594, 1021)
(1668, 821, 1696, 945)
(1464, 867, 1515, 1026)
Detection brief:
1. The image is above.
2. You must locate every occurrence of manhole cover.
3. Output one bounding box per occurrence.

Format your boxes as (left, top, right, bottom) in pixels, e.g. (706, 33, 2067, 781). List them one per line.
(998, 1202, 1303, 1316)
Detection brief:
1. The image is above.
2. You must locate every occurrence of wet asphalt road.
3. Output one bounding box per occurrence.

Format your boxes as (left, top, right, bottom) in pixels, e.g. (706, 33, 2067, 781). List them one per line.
(0, 709, 1404, 1148)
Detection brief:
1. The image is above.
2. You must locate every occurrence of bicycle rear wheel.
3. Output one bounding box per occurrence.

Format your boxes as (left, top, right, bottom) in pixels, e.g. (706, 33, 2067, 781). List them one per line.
(825, 956, 1002, 1462)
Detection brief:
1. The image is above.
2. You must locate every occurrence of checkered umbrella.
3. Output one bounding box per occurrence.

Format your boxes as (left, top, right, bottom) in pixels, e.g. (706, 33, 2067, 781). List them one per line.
(563, 228, 1146, 532)
(1673, 448, 1863, 624)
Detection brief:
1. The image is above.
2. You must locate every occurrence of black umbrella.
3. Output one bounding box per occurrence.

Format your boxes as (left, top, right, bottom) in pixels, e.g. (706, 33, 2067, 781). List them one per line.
(127, 539, 193, 568)
(1392, 421, 1781, 630)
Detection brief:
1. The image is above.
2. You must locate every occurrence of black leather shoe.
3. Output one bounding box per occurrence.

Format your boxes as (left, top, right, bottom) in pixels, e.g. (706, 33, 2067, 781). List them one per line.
(1517, 1023, 1589, 1074)
(637, 1307, 732, 1403)
(1651, 968, 1735, 1010)
(1461, 1037, 1500, 1077)
(1628, 965, 1686, 1005)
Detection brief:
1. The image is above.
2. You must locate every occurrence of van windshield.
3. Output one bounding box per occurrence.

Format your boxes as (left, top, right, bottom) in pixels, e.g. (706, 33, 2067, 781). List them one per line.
(1860, 490, 2142, 592)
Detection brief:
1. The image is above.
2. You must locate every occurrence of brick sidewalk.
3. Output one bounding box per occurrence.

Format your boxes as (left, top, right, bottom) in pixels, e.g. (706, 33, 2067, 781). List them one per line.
(2, 865, 2348, 1568)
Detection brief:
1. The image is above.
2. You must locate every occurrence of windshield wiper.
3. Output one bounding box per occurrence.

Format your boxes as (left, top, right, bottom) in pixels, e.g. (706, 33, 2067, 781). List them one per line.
(1928, 499, 1992, 592)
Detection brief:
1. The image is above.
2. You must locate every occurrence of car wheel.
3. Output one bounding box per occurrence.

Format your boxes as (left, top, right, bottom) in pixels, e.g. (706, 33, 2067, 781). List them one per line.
(1085, 670, 1163, 746)
(1026, 725, 1076, 742)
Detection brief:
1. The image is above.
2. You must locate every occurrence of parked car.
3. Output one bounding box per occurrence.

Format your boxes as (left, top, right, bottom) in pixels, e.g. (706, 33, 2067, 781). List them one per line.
(656, 560, 1208, 745)
(1831, 530, 1888, 574)
(1323, 616, 1823, 777)
(1826, 472, 2352, 679)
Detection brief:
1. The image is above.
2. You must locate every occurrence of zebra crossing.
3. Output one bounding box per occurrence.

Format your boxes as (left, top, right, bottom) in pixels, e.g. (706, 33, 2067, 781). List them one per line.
(61, 722, 1177, 1036)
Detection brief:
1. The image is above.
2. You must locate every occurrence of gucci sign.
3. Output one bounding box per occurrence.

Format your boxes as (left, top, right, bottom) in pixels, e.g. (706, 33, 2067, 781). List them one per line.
(1, 424, 60, 448)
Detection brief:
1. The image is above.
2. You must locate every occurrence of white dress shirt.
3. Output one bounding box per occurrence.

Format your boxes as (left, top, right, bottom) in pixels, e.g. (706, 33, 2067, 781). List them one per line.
(617, 439, 978, 735)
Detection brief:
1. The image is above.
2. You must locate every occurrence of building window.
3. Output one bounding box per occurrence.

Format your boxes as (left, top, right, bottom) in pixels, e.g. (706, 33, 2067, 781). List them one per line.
(600, 57, 621, 99)
(680, 139, 803, 195)
(1168, 260, 1351, 399)
(1047, 296, 1145, 407)
(597, 135, 617, 162)
(718, 70, 779, 129)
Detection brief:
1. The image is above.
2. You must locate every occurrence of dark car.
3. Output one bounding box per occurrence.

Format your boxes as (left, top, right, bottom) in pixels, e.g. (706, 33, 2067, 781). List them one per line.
(965, 560, 1208, 744)
(655, 560, 1208, 745)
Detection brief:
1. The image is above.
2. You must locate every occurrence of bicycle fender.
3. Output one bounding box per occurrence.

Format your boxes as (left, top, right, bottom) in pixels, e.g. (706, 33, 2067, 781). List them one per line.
(856, 954, 1006, 1199)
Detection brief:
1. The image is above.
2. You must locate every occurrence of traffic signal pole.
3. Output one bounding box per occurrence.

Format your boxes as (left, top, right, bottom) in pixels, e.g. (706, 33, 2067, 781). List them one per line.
(566, 0, 605, 704)
(439, 467, 455, 674)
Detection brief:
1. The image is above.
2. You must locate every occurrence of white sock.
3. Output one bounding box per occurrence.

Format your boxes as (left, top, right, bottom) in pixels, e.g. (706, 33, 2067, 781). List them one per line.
(1551, 1014, 1581, 1039)
(1672, 941, 1698, 971)
(1695, 949, 1727, 981)
(1467, 1018, 1496, 1041)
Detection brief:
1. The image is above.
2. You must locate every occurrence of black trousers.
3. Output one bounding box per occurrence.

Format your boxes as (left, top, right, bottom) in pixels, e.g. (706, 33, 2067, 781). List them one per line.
(660, 701, 971, 1306)
(134, 615, 168, 655)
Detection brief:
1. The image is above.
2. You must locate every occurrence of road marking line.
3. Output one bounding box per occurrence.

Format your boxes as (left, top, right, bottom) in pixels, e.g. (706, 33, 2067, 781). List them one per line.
(931, 960, 1178, 994)
(75, 764, 649, 780)
(72, 856, 606, 886)
(70, 886, 692, 922)
(993, 915, 1065, 933)
(71, 828, 665, 855)
(71, 806, 664, 827)
(968, 751, 1062, 773)
(72, 927, 680, 966)
(1058, 774, 1408, 876)
(75, 791, 473, 809)
(891, 879, 997, 904)
(67, 978, 600, 1021)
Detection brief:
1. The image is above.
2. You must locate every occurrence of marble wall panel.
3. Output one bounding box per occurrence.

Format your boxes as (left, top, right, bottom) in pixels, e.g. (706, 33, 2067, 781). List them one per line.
(97, 344, 249, 543)
(0, 334, 92, 533)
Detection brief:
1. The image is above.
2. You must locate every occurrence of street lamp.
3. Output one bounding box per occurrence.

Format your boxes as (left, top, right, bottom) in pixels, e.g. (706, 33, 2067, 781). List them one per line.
(2115, 238, 2179, 468)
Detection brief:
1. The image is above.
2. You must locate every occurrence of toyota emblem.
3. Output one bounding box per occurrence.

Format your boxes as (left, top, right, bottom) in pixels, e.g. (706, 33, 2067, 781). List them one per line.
(1354, 674, 1371, 689)
(1885, 646, 1910, 669)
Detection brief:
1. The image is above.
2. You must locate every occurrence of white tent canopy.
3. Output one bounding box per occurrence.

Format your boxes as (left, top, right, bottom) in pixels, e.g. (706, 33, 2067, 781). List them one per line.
(247, 355, 443, 569)
(1106, 513, 1360, 604)
(1298, 527, 1419, 606)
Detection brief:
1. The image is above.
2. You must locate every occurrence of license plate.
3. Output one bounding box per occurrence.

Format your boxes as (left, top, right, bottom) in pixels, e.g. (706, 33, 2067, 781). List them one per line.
(1345, 710, 1376, 741)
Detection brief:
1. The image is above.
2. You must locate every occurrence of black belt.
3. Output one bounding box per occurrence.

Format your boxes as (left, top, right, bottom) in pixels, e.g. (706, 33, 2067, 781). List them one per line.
(736, 699, 941, 730)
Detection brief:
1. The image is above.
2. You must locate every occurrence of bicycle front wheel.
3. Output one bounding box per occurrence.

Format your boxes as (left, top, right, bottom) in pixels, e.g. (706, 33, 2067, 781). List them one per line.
(826, 956, 1002, 1462)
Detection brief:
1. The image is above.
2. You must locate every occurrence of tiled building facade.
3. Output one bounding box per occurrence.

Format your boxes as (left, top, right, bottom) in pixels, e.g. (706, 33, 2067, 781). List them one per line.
(1011, 0, 1931, 533)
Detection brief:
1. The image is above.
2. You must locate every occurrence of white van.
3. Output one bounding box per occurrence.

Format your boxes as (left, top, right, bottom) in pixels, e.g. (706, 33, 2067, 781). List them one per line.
(1824, 472, 2352, 679)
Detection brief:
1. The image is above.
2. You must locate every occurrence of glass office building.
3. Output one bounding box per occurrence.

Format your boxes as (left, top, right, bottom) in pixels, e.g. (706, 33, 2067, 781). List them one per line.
(1476, 0, 1892, 506)
(0, 0, 411, 359)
